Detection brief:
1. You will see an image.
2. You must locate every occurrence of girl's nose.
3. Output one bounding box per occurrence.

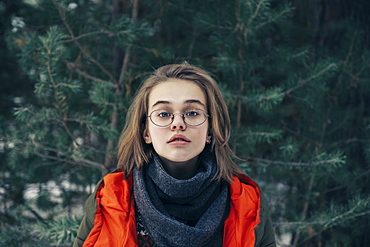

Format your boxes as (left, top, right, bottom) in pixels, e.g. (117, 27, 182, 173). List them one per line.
(170, 114, 186, 130)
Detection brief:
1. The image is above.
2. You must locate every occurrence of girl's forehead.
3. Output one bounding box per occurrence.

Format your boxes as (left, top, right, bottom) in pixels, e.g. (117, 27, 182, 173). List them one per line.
(148, 79, 207, 108)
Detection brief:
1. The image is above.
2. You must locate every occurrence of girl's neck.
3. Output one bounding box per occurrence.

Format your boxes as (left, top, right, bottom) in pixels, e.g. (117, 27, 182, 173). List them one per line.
(159, 155, 200, 180)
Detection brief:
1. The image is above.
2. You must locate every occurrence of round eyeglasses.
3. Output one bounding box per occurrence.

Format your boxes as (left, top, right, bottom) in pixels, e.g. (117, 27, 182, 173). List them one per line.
(147, 108, 210, 127)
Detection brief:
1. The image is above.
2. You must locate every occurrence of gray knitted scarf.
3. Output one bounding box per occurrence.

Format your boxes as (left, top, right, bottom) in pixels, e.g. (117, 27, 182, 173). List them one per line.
(133, 151, 229, 247)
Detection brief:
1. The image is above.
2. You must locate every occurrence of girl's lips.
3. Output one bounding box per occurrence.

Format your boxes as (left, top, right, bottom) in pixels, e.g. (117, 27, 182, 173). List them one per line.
(167, 134, 190, 143)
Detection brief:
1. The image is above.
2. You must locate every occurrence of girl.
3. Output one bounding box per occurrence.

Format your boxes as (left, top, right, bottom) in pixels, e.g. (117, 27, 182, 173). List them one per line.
(73, 63, 276, 247)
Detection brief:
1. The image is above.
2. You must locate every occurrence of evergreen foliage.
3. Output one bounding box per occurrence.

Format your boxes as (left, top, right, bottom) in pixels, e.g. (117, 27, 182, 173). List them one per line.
(1, 0, 369, 246)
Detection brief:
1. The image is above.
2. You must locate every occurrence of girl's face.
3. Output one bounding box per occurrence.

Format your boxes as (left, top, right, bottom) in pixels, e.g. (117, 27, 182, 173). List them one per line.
(144, 79, 211, 169)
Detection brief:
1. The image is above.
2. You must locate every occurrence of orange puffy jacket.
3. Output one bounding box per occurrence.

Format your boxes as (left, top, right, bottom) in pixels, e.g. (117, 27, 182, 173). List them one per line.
(73, 171, 275, 247)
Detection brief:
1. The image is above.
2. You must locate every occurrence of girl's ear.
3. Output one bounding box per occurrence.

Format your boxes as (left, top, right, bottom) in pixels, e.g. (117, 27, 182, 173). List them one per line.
(143, 129, 152, 144)
(206, 135, 211, 144)
(206, 129, 212, 144)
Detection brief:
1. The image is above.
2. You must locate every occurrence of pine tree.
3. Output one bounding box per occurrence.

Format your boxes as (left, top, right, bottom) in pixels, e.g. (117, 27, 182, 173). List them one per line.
(2, 0, 153, 245)
(2, 0, 369, 246)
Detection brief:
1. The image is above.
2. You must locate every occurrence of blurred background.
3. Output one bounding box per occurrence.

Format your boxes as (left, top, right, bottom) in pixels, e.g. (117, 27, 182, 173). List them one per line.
(0, 0, 369, 246)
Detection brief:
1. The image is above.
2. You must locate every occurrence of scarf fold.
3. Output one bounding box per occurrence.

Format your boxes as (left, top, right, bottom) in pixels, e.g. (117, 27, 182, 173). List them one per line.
(133, 151, 229, 247)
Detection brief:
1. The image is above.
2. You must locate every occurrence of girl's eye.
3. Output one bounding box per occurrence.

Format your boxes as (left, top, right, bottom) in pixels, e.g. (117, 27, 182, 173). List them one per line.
(185, 110, 200, 117)
(158, 111, 171, 118)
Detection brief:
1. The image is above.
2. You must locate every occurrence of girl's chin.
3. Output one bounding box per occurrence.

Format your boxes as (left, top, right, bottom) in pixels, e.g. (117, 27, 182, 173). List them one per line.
(158, 154, 199, 164)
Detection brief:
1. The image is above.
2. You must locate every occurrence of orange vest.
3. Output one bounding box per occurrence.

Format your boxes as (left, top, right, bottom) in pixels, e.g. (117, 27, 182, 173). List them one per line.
(82, 172, 261, 247)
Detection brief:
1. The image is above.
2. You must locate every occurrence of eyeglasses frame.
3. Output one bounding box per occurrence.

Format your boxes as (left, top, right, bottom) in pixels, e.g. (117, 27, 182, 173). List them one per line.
(147, 108, 210, 127)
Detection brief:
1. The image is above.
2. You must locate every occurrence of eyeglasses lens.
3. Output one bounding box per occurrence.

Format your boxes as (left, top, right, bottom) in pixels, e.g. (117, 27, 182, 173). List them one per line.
(149, 109, 208, 127)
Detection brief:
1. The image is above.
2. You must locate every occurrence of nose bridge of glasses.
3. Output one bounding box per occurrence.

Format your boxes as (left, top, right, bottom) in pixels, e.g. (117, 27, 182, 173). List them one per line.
(172, 112, 186, 122)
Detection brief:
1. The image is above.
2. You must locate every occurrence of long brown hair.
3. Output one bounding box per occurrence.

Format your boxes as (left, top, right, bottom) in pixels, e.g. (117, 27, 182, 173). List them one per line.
(117, 63, 242, 182)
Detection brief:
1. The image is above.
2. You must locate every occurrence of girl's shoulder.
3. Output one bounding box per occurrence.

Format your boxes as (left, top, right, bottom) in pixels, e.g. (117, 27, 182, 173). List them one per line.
(98, 169, 133, 189)
(229, 174, 261, 204)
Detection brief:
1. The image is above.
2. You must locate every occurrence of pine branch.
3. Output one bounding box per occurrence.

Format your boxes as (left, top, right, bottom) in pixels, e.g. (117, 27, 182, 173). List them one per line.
(51, 0, 117, 84)
(27, 140, 111, 174)
(104, 107, 118, 169)
(105, 0, 141, 171)
(275, 196, 370, 246)
(34, 216, 80, 245)
(24, 204, 47, 225)
(325, 200, 363, 228)
(227, 62, 337, 109)
(16, 107, 114, 137)
(275, 210, 370, 228)
(66, 62, 112, 85)
(293, 175, 315, 246)
(250, 0, 266, 21)
(117, 0, 140, 88)
(298, 206, 370, 245)
(33, 149, 106, 171)
(33, 141, 106, 158)
(249, 153, 344, 167)
(284, 63, 337, 95)
(64, 117, 113, 133)
(61, 30, 117, 43)
(254, 6, 291, 30)
(322, 167, 370, 194)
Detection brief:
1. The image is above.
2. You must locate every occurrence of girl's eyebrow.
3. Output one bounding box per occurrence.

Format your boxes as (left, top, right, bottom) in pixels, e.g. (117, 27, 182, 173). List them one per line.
(185, 99, 206, 106)
(152, 99, 205, 107)
(152, 100, 171, 107)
